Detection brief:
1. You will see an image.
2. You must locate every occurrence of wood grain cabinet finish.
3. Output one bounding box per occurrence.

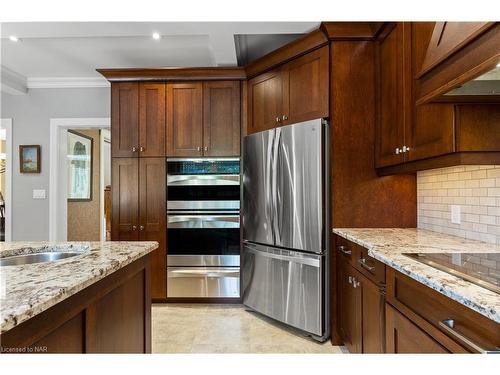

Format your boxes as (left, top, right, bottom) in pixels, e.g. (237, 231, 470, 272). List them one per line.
(139, 83, 166, 157)
(247, 69, 286, 134)
(112, 82, 139, 157)
(336, 238, 386, 353)
(111, 158, 139, 241)
(139, 158, 167, 300)
(0, 256, 151, 353)
(375, 23, 410, 167)
(285, 45, 329, 124)
(203, 81, 241, 156)
(112, 158, 166, 300)
(386, 304, 449, 353)
(247, 46, 329, 135)
(166, 82, 203, 157)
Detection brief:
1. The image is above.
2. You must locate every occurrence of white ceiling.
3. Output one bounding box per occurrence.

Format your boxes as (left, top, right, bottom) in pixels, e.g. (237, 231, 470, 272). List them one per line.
(0, 22, 319, 94)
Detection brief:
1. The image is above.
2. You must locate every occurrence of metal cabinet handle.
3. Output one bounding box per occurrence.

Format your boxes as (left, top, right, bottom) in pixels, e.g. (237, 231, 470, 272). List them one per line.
(140, 146, 145, 152)
(282, 115, 288, 121)
(197, 146, 201, 152)
(395, 147, 400, 155)
(276, 117, 282, 123)
(338, 245, 352, 256)
(358, 258, 376, 273)
(402, 145, 410, 153)
(132, 146, 137, 152)
(348, 276, 353, 284)
(204, 146, 208, 151)
(139, 225, 145, 231)
(439, 319, 488, 353)
(132, 225, 137, 231)
(352, 277, 358, 288)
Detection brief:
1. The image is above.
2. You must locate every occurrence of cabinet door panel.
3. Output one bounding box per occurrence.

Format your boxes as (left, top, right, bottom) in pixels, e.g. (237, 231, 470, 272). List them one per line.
(408, 104, 455, 161)
(386, 304, 449, 353)
(139, 83, 165, 157)
(111, 158, 139, 241)
(112, 83, 139, 157)
(203, 81, 241, 156)
(247, 70, 284, 134)
(139, 158, 166, 300)
(166, 83, 203, 156)
(285, 46, 329, 124)
(338, 260, 362, 353)
(376, 23, 410, 167)
(357, 270, 385, 353)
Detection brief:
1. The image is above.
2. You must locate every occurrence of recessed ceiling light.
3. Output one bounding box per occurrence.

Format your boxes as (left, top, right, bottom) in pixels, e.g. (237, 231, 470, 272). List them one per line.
(152, 32, 161, 40)
(497, 63, 500, 68)
(9, 35, 19, 42)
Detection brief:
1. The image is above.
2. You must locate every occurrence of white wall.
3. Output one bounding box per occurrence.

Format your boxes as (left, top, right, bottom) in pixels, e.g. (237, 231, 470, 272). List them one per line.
(0, 87, 110, 240)
(417, 165, 500, 244)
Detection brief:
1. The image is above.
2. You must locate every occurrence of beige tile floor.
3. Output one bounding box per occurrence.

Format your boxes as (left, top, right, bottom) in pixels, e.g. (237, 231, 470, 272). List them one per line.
(152, 304, 346, 354)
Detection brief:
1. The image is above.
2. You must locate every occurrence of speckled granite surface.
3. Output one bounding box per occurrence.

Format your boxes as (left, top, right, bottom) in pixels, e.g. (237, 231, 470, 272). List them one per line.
(0, 241, 158, 333)
(332, 228, 500, 323)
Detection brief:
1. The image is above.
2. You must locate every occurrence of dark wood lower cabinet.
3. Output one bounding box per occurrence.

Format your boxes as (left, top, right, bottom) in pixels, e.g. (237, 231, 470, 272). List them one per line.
(386, 304, 449, 353)
(338, 258, 362, 353)
(1, 255, 151, 353)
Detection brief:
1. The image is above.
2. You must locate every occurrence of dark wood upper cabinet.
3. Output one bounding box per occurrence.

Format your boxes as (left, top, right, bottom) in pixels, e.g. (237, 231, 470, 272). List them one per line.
(139, 158, 166, 300)
(247, 46, 329, 135)
(139, 83, 166, 157)
(247, 69, 286, 134)
(203, 81, 241, 156)
(375, 23, 410, 168)
(166, 82, 203, 157)
(285, 45, 329, 125)
(112, 83, 139, 158)
(111, 158, 139, 241)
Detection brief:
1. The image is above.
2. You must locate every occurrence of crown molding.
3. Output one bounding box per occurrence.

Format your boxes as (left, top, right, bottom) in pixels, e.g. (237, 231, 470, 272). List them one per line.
(1, 65, 28, 95)
(27, 77, 110, 89)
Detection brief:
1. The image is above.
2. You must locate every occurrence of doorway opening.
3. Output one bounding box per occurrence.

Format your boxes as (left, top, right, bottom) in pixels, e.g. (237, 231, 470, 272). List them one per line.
(0, 119, 12, 242)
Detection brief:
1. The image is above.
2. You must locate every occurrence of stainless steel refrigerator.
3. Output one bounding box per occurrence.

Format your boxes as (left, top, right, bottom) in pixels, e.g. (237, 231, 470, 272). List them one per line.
(242, 118, 329, 341)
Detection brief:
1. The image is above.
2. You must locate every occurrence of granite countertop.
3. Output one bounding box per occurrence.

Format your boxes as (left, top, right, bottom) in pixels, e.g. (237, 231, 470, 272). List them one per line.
(0, 241, 158, 334)
(332, 228, 500, 323)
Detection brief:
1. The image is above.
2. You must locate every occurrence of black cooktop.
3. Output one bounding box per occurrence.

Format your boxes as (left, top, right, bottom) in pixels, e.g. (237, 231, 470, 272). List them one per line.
(404, 252, 500, 294)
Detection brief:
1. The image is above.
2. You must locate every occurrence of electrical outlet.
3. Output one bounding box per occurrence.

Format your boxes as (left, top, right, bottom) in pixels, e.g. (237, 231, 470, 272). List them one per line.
(33, 189, 46, 199)
(451, 205, 461, 224)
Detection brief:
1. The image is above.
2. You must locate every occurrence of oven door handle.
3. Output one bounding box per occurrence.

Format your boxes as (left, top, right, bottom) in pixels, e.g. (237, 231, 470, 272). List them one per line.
(167, 215, 240, 229)
(167, 174, 240, 186)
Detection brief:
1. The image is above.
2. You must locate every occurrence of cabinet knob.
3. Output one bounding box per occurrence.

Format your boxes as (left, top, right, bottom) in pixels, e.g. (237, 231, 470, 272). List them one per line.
(132, 225, 137, 231)
(402, 145, 410, 153)
(352, 277, 358, 288)
(348, 276, 353, 284)
(282, 115, 288, 121)
(132, 146, 137, 152)
(197, 146, 201, 152)
(276, 117, 282, 123)
(139, 225, 145, 231)
(395, 147, 400, 155)
(204, 146, 208, 151)
(140, 146, 145, 152)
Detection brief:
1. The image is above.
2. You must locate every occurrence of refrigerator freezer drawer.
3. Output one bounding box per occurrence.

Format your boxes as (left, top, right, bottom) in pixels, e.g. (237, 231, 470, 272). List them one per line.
(242, 242, 323, 336)
(167, 267, 240, 298)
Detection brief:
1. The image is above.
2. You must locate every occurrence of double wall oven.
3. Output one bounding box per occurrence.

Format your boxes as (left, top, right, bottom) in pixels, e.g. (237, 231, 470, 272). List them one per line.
(167, 158, 241, 298)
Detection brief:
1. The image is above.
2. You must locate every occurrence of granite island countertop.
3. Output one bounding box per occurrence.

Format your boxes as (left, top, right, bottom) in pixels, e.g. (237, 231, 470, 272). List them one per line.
(332, 228, 500, 323)
(0, 241, 158, 333)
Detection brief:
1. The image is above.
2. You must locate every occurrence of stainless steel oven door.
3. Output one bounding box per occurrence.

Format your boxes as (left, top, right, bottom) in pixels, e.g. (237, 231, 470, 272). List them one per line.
(242, 242, 323, 336)
(167, 267, 240, 298)
(167, 214, 240, 229)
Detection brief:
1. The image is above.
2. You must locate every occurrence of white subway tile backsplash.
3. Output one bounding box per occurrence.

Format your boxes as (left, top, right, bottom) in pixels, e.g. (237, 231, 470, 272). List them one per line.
(417, 165, 500, 245)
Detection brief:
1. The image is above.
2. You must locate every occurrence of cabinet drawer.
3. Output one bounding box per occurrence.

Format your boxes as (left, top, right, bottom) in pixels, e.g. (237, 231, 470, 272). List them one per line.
(387, 268, 500, 353)
(334, 235, 355, 263)
(352, 245, 386, 285)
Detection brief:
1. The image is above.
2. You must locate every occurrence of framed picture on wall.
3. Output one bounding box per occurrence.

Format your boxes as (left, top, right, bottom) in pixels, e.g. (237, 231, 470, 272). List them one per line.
(19, 145, 41, 173)
(67, 130, 93, 201)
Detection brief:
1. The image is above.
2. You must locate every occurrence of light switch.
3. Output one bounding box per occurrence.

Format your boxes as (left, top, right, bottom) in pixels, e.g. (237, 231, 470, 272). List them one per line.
(451, 205, 461, 224)
(33, 189, 46, 199)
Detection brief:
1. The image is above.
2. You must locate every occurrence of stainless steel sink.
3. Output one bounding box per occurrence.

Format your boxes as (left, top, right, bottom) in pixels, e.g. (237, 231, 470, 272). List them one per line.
(0, 252, 84, 266)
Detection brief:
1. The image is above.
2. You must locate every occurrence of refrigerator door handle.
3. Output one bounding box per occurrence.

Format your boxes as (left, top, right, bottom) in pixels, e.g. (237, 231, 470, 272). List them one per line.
(244, 245, 320, 267)
(271, 128, 281, 244)
(265, 131, 275, 244)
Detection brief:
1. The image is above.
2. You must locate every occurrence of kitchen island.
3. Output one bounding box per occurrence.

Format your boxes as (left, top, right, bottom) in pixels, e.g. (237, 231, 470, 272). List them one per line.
(0, 241, 158, 353)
